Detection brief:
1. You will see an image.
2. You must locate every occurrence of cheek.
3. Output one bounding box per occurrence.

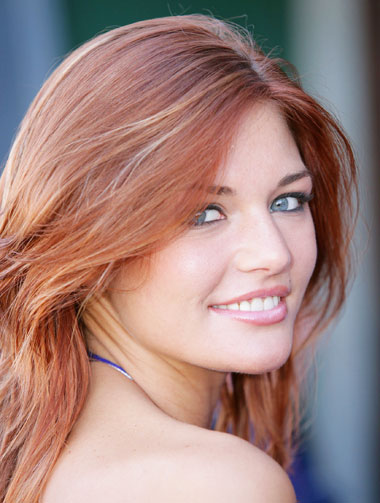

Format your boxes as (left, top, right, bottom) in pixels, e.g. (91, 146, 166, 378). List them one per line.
(108, 239, 228, 356)
(289, 217, 317, 288)
(150, 238, 226, 303)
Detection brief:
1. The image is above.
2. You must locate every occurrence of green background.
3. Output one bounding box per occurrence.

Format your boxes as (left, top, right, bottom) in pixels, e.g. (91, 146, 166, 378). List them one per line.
(63, 0, 289, 58)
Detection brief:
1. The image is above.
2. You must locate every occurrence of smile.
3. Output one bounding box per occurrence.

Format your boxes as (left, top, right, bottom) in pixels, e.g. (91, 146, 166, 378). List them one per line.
(211, 295, 280, 312)
(209, 295, 288, 326)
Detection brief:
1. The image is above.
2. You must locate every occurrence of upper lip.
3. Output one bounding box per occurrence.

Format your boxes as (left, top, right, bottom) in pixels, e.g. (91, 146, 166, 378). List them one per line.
(212, 286, 290, 306)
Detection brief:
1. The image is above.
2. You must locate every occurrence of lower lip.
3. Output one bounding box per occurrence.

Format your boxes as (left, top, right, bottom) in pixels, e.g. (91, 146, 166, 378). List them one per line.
(209, 300, 287, 326)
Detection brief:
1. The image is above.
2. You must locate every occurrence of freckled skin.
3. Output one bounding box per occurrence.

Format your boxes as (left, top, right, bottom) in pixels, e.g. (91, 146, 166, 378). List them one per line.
(43, 102, 309, 503)
(109, 102, 317, 376)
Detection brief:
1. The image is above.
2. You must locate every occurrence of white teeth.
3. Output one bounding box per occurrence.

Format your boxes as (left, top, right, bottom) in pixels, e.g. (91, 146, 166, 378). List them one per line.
(250, 298, 264, 311)
(263, 297, 274, 310)
(213, 295, 281, 312)
(239, 300, 251, 311)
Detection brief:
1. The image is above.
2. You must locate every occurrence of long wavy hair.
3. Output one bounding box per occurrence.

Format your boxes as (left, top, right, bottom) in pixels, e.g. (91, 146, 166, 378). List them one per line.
(0, 15, 357, 502)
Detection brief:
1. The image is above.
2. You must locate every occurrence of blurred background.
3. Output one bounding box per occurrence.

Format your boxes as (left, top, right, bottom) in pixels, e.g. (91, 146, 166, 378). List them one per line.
(0, 1, 378, 501)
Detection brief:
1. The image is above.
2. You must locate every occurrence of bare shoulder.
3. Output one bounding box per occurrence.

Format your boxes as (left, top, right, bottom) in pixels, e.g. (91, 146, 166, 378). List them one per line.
(124, 428, 296, 502)
(166, 428, 297, 503)
(44, 427, 295, 503)
(42, 369, 295, 502)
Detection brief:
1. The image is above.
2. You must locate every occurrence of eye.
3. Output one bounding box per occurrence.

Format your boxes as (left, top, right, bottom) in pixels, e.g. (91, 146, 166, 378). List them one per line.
(270, 192, 313, 213)
(193, 204, 226, 226)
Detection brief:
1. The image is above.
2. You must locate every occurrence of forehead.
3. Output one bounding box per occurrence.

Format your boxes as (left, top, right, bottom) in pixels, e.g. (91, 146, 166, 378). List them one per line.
(217, 102, 307, 188)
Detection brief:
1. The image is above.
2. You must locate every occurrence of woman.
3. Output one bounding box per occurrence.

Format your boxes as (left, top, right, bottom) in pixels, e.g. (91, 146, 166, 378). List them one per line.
(0, 15, 357, 502)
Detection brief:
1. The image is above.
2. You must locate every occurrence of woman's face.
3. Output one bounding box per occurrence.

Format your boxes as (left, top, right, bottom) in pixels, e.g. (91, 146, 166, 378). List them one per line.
(109, 102, 317, 375)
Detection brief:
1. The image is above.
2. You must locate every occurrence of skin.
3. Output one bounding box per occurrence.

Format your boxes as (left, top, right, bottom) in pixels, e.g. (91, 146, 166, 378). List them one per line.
(43, 102, 316, 502)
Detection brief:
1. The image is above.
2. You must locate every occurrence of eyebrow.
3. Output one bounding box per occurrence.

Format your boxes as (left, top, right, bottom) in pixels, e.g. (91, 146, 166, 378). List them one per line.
(207, 185, 236, 196)
(207, 170, 312, 196)
(277, 170, 313, 187)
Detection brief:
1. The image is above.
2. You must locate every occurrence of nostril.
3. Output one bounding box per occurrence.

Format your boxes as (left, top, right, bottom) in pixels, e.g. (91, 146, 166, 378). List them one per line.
(234, 245, 292, 274)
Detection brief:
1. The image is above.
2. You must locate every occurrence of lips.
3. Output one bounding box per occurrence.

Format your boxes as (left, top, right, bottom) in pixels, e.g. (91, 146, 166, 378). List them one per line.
(209, 286, 290, 326)
(211, 286, 290, 307)
(212, 295, 281, 312)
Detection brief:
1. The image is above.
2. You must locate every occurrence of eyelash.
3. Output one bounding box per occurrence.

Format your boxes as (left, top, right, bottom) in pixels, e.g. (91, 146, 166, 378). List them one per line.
(192, 204, 225, 227)
(192, 192, 314, 227)
(270, 192, 314, 214)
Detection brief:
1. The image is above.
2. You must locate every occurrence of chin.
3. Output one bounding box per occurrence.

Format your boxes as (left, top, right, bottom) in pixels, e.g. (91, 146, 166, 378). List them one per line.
(232, 332, 294, 375)
(244, 353, 292, 375)
(260, 350, 292, 373)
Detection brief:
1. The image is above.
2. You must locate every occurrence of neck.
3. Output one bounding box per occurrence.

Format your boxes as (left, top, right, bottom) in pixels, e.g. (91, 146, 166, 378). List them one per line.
(83, 295, 226, 428)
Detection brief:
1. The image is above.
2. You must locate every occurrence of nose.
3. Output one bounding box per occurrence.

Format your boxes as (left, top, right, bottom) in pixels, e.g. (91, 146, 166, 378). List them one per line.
(233, 214, 292, 275)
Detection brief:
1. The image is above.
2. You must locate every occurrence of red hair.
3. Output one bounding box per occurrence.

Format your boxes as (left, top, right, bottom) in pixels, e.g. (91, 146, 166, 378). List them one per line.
(0, 15, 357, 502)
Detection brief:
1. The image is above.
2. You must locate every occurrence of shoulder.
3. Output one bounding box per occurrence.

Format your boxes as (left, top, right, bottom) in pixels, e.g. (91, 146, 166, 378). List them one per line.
(42, 370, 295, 503)
(124, 431, 296, 502)
(141, 429, 296, 502)
(167, 429, 297, 503)
(44, 426, 295, 503)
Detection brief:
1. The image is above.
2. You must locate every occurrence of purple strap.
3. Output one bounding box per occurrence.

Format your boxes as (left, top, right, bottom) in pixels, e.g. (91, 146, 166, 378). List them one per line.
(88, 351, 133, 380)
